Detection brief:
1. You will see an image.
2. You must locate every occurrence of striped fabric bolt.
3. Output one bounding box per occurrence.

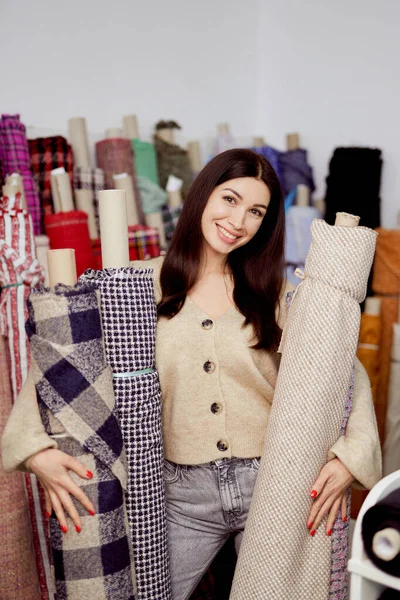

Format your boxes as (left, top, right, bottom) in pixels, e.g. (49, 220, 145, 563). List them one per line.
(0, 115, 42, 234)
(73, 167, 104, 237)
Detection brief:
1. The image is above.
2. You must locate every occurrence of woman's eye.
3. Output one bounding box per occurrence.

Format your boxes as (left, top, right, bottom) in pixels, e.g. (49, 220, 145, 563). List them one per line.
(250, 209, 262, 217)
(223, 196, 235, 204)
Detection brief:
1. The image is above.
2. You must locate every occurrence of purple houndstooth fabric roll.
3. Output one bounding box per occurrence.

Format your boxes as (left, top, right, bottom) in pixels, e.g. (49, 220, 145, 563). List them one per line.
(0, 115, 42, 235)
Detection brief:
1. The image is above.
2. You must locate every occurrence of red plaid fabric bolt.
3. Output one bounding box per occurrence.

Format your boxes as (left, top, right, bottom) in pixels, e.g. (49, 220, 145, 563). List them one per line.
(28, 136, 74, 231)
(128, 225, 160, 261)
(0, 115, 41, 235)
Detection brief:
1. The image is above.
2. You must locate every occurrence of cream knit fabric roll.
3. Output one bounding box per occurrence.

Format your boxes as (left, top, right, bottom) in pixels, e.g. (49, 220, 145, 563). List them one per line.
(230, 219, 377, 600)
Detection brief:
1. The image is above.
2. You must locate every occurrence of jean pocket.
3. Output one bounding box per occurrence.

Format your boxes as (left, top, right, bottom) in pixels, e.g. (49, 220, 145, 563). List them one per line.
(163, 459, 181, 484)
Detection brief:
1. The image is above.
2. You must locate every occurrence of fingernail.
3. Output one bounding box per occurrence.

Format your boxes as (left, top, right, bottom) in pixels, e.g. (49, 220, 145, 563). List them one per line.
(75, 525, 81, 533)
(86, 470, 93, 479)
(307, 522, 312, 529)
(61, 525, 68, 534)
(343, 516, 347, 523)
(327, 529, 333, 536)
(310, 490, 318, 499)
(89, 509, 95, 516)
(45, 511, 51, 519)
(310, 530, 316, 537)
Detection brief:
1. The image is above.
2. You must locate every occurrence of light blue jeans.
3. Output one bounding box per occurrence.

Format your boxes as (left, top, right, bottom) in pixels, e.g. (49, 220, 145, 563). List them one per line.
(164, 456, 261, 600)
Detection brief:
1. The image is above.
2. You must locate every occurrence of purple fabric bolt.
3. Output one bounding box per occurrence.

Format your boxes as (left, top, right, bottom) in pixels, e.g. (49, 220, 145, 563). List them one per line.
(280, 148, 315, 198)
(0, 115, 42, 234)
(252, 145, 283, 183)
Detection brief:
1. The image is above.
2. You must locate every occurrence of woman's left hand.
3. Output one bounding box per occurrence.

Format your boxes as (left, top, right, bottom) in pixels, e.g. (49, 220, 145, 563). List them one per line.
(307, 458, 354, 537)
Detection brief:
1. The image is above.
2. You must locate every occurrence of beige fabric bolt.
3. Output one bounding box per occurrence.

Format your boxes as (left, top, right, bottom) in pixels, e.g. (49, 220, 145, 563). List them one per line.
(230, 218, 377, 600)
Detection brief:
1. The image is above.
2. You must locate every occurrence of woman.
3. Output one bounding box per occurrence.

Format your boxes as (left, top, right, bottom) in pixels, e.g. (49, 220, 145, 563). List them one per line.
(3, 149, 381, 600)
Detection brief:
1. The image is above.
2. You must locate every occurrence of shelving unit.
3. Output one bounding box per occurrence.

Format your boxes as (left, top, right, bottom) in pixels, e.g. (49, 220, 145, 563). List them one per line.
(349, 470, 400, 599)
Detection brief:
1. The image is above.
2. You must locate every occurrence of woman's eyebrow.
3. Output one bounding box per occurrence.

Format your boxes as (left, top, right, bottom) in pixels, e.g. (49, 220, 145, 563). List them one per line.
(223, 187, 242, 200)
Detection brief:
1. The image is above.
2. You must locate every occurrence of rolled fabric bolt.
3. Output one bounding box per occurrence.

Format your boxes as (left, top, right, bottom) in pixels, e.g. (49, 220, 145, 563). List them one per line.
(113, 172, 139, 226)
(68, 117, 90, 168)
(123, 114, 139, 139)
(47, 249, 77, 287)
(99, 189, 130, 268)
(383, 323, 400, 475)
(105, 127, 123, 139)
(365, 297, 381, 316)
(253, 136, 266, 147)
(75, 189, 97, 239)
(335, 212, 360, 227)
(145, 211, 167, 249)
(50, 168, 74, 212)
(372, 528, 400, 561)
(287, 133, 300, 151)
(296, 184, 310, 207)
(34, 235, 50, 286)
(156, 128, 174, 144)
(5, 173, 26, 208)
(187, 141, 202, 173)
(217, 123, 231, 136)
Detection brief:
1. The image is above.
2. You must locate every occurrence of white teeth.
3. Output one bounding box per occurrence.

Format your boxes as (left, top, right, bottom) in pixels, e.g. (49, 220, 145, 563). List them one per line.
(218, 225, 238, 240)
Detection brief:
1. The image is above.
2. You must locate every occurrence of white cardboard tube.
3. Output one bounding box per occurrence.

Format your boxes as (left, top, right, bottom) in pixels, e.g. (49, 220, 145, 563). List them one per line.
(5, 173, 27, 209)
(123, 115, 139, 139)
(156, 128, 174, 144)
(168, 189, 183, 209)
(372, 528, 400, 562)
(35, 235, 50, 286)
(105, 127, 123, 139)
(51, 171, 74, 212)
(112, 173, 139, 227)
(287, 133, 300, 151)
(47, 249, 77, 287)
(99, 189, 130, 268)
(335, 212, 360, 227)
(253, 136, 266, 147)
(145, 211, 167, 249)
(75, 189, 98, 240)
(296, 184, 310, 207)
(187, 141, 202, 173)
(365, 297, 381, 316)
(68, 117, 91, 168)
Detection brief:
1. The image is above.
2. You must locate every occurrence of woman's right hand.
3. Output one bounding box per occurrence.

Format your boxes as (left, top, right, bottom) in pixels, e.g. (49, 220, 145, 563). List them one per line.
(26, 448, 95, 534)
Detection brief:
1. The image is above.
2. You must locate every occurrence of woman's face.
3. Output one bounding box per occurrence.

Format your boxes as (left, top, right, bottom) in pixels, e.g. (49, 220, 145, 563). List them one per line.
(201, 177, 271, 257)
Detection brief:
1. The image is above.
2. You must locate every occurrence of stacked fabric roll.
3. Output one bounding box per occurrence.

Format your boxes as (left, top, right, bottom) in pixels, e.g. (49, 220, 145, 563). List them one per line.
(132, 139, 159, 185)
(162, 204, 183, 243)
(73, 167, 104, 236)
(80, 267, 171, 600)
(324, 147, 382, 229)
(0, 191, 52, 599)
(45, 211, 95, 276)
(252, 145, 282, 183)
(26, 283, 136, 600)
(231, 216, 377, 600)
(383, 323, 400, 476)
(280, 148, 315, 198)
(96, 138, 144, 224)
(91, 225, 160, 270)
(28, 136, 74, 229)
(154, 136, 192, 198)
(371, 228, 400, 443)
(285, 204, 321, 285)
(357, 299, 382, 402)
(0, 335, 41, 600)
(0, 114, 41, 234)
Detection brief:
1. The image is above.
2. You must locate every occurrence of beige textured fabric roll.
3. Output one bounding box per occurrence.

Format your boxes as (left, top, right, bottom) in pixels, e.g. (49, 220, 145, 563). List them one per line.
(231, 218, 377, 600)
(383, 323, 400, 476)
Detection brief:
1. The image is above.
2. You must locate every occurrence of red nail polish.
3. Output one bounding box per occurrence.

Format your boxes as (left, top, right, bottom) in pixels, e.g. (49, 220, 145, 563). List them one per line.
(75, 525, 81, 533)
(86, 470, 93, 479)
(310, 530, 316, 537)
(61, 525, 68, 534)
(45, 511, 51, 519)
(310, 490, 318, 499)
(327, 529, 333, 536)
(307, 522, 312, 529)
(89, 509, 95, 516)
(343, 516, 347, 523)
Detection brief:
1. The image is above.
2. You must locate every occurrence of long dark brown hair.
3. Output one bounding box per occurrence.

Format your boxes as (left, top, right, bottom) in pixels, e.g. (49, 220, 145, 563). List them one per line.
(158, 149, 286, 351)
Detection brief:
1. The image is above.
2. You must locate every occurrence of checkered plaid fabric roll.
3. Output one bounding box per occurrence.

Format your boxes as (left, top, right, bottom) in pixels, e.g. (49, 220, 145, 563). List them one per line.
(95, 139, 145, 225)
(128, 225, 160, 261)
(161, 204, 183, 243)
(79, 268, 171, 600)
(28, 137, 74, 231)
(0, 115, 41, 234)
(231, 219, 377, 600)
(26, 284, 136, 600)
(73, 167, 104, 237)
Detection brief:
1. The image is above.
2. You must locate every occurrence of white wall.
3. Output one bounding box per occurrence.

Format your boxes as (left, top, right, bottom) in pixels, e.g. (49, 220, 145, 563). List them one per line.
(1, 1, 399, 227)
(255, 0, 400, 227)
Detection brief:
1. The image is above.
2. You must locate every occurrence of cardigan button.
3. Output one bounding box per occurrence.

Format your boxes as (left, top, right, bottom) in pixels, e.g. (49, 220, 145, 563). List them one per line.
(203, 360, 216, 374)
(201, 319, 214, 330)
(217, 440, 229, 452)
(211, 402, 222, 414)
